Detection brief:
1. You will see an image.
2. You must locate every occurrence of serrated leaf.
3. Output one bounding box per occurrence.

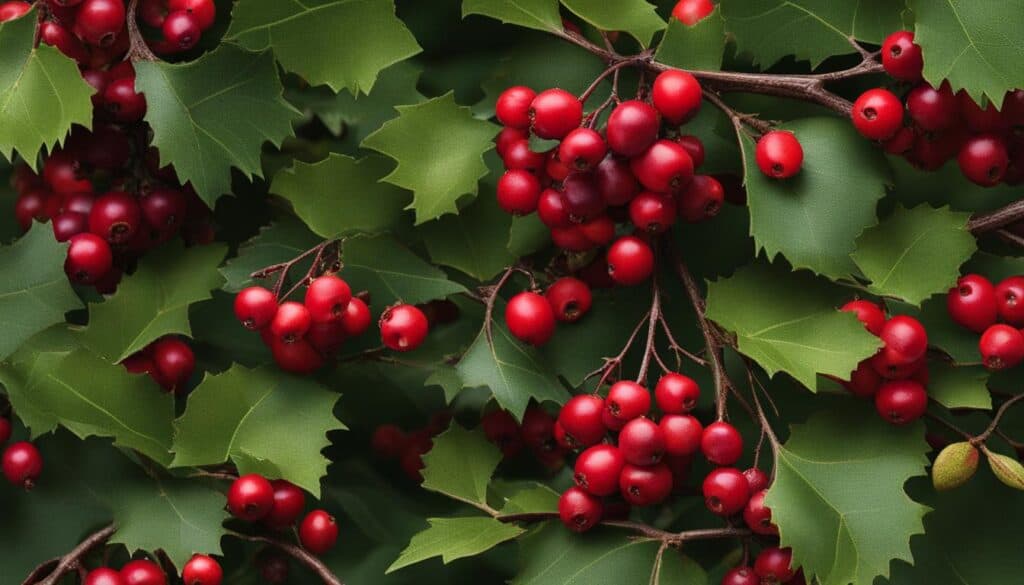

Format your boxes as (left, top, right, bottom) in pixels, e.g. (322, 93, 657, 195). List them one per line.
(456, 320, 570, 421)
(739, 117, 891, 280)
(171, 364, 344, 495)
(226, 0, 421, 95)
(219, 216, 321, 293)
(341, 234, 468, 308)
(765, 407, 930, 585)
(720, 0, 903, 68)
(498, 483, 560, 514)
(0, 11, 94, 167)
(421, 425, 501, 506)
(388, 516, 523, 573)
(272, 154, 411, 239)
(462, 0, 562, 33)
(80, 243, 226, 362)
(653, 7, 726, 71)
(927, 363, 991, 410)
(561, 0, 665, 48)
(362, 93, 499, 224)
(852, 206, 976, 306)
(910, 0, 1024, 107)
(706, 261, 882, 389)
(420, 190, 515, 281)
(0, 225, 81, 360)
(135, 45, 299, 206)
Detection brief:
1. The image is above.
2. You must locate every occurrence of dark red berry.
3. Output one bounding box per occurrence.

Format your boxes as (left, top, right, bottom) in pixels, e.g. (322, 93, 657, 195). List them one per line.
(756, 131, 803, 178)
(844, 360, 882, 397)
(671, 0, 714, 25)
(497, 169, 542, 214)
(163, 10, 201, 51)
(89, 191, 141, 245)
(958, 91, 1004, 133)
(482, 409, 523, 458)
(560, 172, 606, 221)
(606, 236, 654, 286)
(270, 301, 312, 343)
(263, 479, 306, 529)
(558, 486, 603, 532)
(594, 156, 640, 205)
(182, 554, 222, 585)
(65, 232, 113, 284)
(743, 467, 769, 492)
(40, 20, 89, 62)
(51, 211, 89, 242)
(339, 297, 372, 337)
(702, 466, 749, 515)
(77, 0, 126, 46)
(0, 418, 10, 445)
(120, 559, 166, 585)
(947, 274, 997, 333)
(875, 379, 928, 425)
(655, 373, 700, 413)
(721, 567, 759, 585)
(305, 275, 352, 324)
(958, 134, 1009, 187)
(879, 315, 928, 366)
(652, 70, 702, 125)
(619, 462, 673, 506)
(299, 509, 338, 555)
(675, 135, 705, 168)
(883, 126, 915, 155)
(754, 547, 794, 583)
(618, 417, 665, 465)
(743, 489, 777, 535)
(150, 337, 195, 392)
(701, 421, 743, 466)
(520, 406, 555, 450)
(995, 276, 1024, 327)
(677, 174, 724, 222)
(607, 100, 660, 157)
(371, 424, 407, 459)
(660, 414, 702, 456)
(631, 139, 694, 193)
(629, 191, 677, 233)
(980, 324, 1024, 370)
(841, 299, 886, 336)
(380, 304, 429, 352)
(496, 86, 536, 129)
(103, 77, 147, 122)
(558, 395, 606, 448)
(852, 88, 904, 140)
(234, 287, 277, 330)
(881, 31, 923, 82)
(3, 441, 42, 488)
(139, 188, 187, 237)
(505, 291, 556, 346)
(530, 89, 582, 139)
(537, 188, 571, 228)
(227, 474, 275, 521)
(546, 277, 592, 323)
(559, 127, 607, 170)
(907, 82, 958, 131)
(43, 150, 91, 194)
(574, 444, 625, 496)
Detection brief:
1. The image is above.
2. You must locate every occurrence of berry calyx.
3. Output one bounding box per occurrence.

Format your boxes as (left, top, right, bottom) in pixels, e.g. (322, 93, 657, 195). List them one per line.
(655, 373, 700, 413)
(574, 444, 626, 496)
(529, 89, 582, 139)
(120, 559, 166, 585)
(379, 304, 429, 352)
(227, 474, 275, 521)
(299, 510, 339, 555)
(881, 31, 923, 81)
(755, 131, 803, 179)
(652, 70, 702, 125)
(182, 554, 223, 585)
(980, 324, 1024, 370)
(851, 89, 904, 140)
(496, 86, 536, 129)
(606, 100, 661, 157)
(234, 287, 278, 330)
(875, 379, 928, 425)
(2, 441, 42, 488)
(505, 291, 556, 346)
(558, 486, 603, 532)
(545, 277, 592, 323)
(304, 275, 352, 324)
(701, 421, 743, 466)
(946, 274, 998, 333)
(702, 467, 750, 515)
(607, 236, 655, 286)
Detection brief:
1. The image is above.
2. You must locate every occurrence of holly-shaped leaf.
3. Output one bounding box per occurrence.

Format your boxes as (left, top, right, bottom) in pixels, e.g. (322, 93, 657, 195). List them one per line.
(739, 117, 891, 280)
(653, 7, 726, 71)
(720, 0, 903, 68)
(421, 425, 502, 506)
(341, 235, 469, 308)
(0, 225, 82, 360)
(852, 206, 976, 306)
(0, 11, 94, 168)
(171, 364, 345, 496)
(271, 154, 411, 239)
(910, 0, 1024, 107)
(362, 92, 499, 224)
(388, 517, 524, 573)
(419, 188, 515, 281)
(80, 243, 226, 363)
(561, 0, 665, 47)
(462, 0, 562, 33)
(927, 363, 991, 410)
(226, 0, 421, 95)
(765, 407, 930, 585)
(705, 261, 882, 389)
(219, 216, 321, 293)
(135, 45, 300, 206)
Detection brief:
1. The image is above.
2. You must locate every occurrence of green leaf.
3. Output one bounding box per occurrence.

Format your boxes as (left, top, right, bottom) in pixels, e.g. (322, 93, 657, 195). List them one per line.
(362, 93, 499, 224)
(171, 364, 344, 495)
(272, 154, 411, 238)
(388, 517, 524, 573)
(219, 216, 321, 293)
(135, 45, 299, 206)
(720, 0, 903, 68)
(421, 425, 502, 506)
(0, 226, 81, 360)
(0, 11, 94, 167)
(852, 206, 976, 306)
(765, 407, 930, 585)
(900, 296, 980, 364)
(926, 363, 991, 410)
(508, 214, 551, 258)
(910, 0, 1024, 107)
(498, 483, 560, 514)
(420, 190, 515, 281)
(80, 243, 226, 363)
(456, 319, 570, 421)
(561, 0, 665, 48)
(653, 7, 726, 71)
(226, 0, 421, 94)
(965, 252, 1024, 283)
(341, 235, 469, 308)
(705, 261, 882, 389)
(657, 553, 709, 585)
(462, 0, 563, 33)
(889, 156, 1021, 214)
(739, 117, 891, 280)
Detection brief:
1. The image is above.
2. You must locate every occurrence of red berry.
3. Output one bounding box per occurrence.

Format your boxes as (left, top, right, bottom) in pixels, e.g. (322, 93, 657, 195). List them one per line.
(150, 337, 195, 392)
(631, 139, 694, 193)
(629, 191, 677, 233)
(263, 479, 306, 529)
(702, 466, 749, 515)
(103, 77, 147, 122)
(870, 352, 925, 381)
(652, 70, 702, 125)
(701, 421, 743, 466)
(754, 547, 794, 583)
(844, 360, 882, 397)
(755, 131, 803, 178)
(65, 233, 113, 284)
(907, 82, 958, 131)
(234, 287, 277, 330)
(958, 91, 1004, 133)
(957, 134, 1009, 187)
(339, 297, 372, 337)
(671, 0, 714, 25)
(606, 236, 655, 286)
(89, 191, 141, 245)
(594, 156, 640, 205)
(558, 395, 606, 448)
(44, 150, 92, 194)
(721, 567, 759, 585)
(0, 418, 10, 445)
(270, 301, 312, 343)
(120, 559, 166, 585)
(660, 414, 703, 457)
(545, 152, 572, 182)
(64, 192, 96, 215)
(530, 89, 582, 139)
(558, 486, 603, 532)
(371, 424, 407, 459)
(299, 510, 339, 555)
(537, 188, 571, 228)
(606, 100, 660, 157)
(495, 127, 528, 158)
(52, 212, 89, 242)
(605, 381, 651, 422)
(139, 188, 187, 237)
(874, 379, 928, 425)
(743, 489, 777, 535)
(677, 174, 724, 222)
(520, 406, 555, 449)
(163, 10, 201, 51)
(481, 409, 523, 457)
(619, 462, 673, 506)
(139, 0, 168, 27)
(841, 299, 886, 336)
(560, 172, 606, 221)
(879, 315, 928, 366)
(379, 304, 429, 352)
(579, 215, 616, 245)
(169, 0, 215, 30)
(14, 190, 52, 231)
(85, 568, 126, 585)
(655, 373, 700, 413)
(618, 417, 666, 465)
(980, 324, 1024, 370)
(182, 554, 222, 585)
(946, 274, 997, 333)
(227, 474, 275, 521)
(574, 444, 625, 496)
(2, 441, 42, 488)
(496, 86, 536, 129)
(883, 126, 915, 155)
(852, 88, 904, 140)
(743, 467, 770, 492)
(995, 276, 1024, 327)
(505, 292, 556, 346)
(305, 275, 352, 324)
(546, 277, 592, 323)
(77, 0, 126, 46)
(559, 127, 607, 171)
(40, 20, 89, 62)
(502, 139, 546, 174)
(881, 31, 923, 82)
(399, 434, 431, 483)
(497, 169, 542, 214)
(675, 135, 705, 168)
(0, 1, 30, 22)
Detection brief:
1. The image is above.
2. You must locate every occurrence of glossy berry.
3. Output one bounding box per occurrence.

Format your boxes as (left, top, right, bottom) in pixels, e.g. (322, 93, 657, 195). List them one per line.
(52, 212, 89, 242)
(85, 568, 126, 585)
(946, 274, 997, 333)
(907, 83, 957, 131)
(380, 304, 429, 352)
(169, 0, 216, 30)
(743, 489, 777, 535)
(629, 191, 677, 233)
(0, 1, 30, 21)
(163, 10, 201, 51)
(559, 128, 607, 170)
(140, 188, 187, 236)
(574, 444, 626, 496)
(270, 301, 312, 343)
(299, 510, 339, 555)
(607, 236, 655, 286)
(481, 409, 523, 457)
(340, 297, 372, 337)
(77, 0, 126, 46)
(495, 126, 528, 157)
(755, 131, 803, 178)
(89, 191, 141, 245)
(151, 337, 195, 391)
(844, 360, 882, 398)
(652, 70, 702, 125)
(545, 153, 572, 182)
(530, 89, 582, 139)
(537, 188, 572, 228)
(671, 0, 714, 25)
(995, 276, 1024, 327)
(505, 292, 556, 346)
(619, 462, 673, 506)
(875, 380, 928, 425)
(120, 560, 166, 585)
(520, 406, 556, 450)
(655, 373, 700, 413)
(103, 77, 147, 122)
(546, 277, 592, 323)
(501, 139, 546, 174)
(675, 135, 705, 168)
(560, 172, 605, 221)
(3, 441, 42, 488)
(227, 474, 275, 521)
(234, 287, 277, 330)
(559, 486, 603, 532)
(721, 567, 759, 585)
(631, 139, 694, 193)
(263, 479, 306, 529)
(660, 414, 703, 457)
(979, 324, 1024, 370)
(881, 31, 923, 82)
(40, 20, 89, 62)
(606, 100, 660, 157)
(0, 418, 10, 445)
(579, 216, 615, 246)
(182, 554, 222, 585)
(701, 421, 743, 466)
(754, 548, 794, 583)
(702, 467, 749, 515)
(852, 89, 904, 140)
(619, 417, 666, 465)
(883, 126, 915, 155)
(677, 174, 724, 222)
(497, 169, 542, 214)
(558, 395, 606, 448)
(841, 299, 887, 336)
(879, 315, 928, 366)
(305, 275, 352, 324)
(958, 134, 1009, 187)
(594, 156, 640, 205)
(959, 91, 1004, 133)
(65, 233, 113, 284)
(743, 467, 770, 493)
(43, 150, 91, 194)
(605, 381, 651, 422)
(496, 86, 536, 129)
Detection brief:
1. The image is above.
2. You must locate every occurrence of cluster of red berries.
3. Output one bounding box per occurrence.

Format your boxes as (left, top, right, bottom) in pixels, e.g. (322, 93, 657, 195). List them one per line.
(1, 417, 44, 490)
(227, 473, 338, 555)
(837, 301, 930, 425)
(503, 276, 592, 346)
(119, 335, 195, 393)
(371, 413, 459, 483)
(850, 30, 1024, 186)
(82, 559, 176, 585)
(947, 273, 1024, 369)
(722, 548, 804, 585)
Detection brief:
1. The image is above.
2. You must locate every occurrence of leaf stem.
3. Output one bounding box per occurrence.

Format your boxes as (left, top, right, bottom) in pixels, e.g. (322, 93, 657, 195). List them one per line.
(973, 393, 1024, 445)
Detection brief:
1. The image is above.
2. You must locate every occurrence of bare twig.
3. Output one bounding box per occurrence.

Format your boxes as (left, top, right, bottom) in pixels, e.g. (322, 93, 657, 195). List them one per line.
(636, 282, 662, 384)
(968, 200, 1024, 234)
(125, 0, 158, 61)
(26, 524, 116, 585)
(229, 532, 343, 585)
(251, 240, 340, 300)
(974, 393, 1024, 445)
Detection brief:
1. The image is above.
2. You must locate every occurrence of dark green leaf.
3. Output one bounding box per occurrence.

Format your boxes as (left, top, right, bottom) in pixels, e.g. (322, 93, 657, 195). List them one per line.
(927, 363, 991, 410)
(341, 235, 469, 308)
(561, 0, 665, 48)
(388, 517, 523, 573)
(420, 190, 515, 281)
(462, 0, 562, 33)
(421, 425, 502, 506)
(653, 7, 726, 71)
(219, 217, 321, 293)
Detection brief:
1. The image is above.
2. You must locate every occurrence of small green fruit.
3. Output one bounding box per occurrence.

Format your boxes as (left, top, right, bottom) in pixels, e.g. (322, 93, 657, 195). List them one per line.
(931, 441, 979, 491)
(987, 449, 1024, 491)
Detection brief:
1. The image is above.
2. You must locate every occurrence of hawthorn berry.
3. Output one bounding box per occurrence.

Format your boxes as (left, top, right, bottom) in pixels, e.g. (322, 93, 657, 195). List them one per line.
(15, 191, 53, 231)
(652, 70, 702, 125)
(671, 0, 714, 25)
(380, 304, 429, 352)
(169, 0, 216, 30)
(946, 274, 997, 333)
(77, 0, 126, 46)
(629, 191, 676, 233)
(875, 380, 928, 425)
(754, 547, 795, 583)
(545, 277, 592, 323)
(979, 324, 1024, 370)
(529, 89, 582, 139)
(255, 550, 289, 584)
(545, 152, 573, 182)
(52, 211, 89, 242)
(40, 20, 89, 62)
(958, 91, 1004, 133)
(607, 100, 661, 157)
(559, 127, 607, 170)
(607, 236, 655, 286)
(558, 395, 606, 448)
(840, 299, 887, 336)
(271, 337, 324, 374)
(501, 139, 546, 174)
(619, 462, 673, 506)
(881, 31, 923, 82)
(870, 352, 925, 381)
(660, 414, 703, 457)
(743, 489, 778, 535)
(605, 381, 651, 422)
(339, 297, 372, 337)
(497, 169, 542, 215)
(305, 275, 352, 324)
(630, 139, 694, 193)
(103, 77, 147, 122)
(675, 135, 705, 168)
(120, 559, 167, 585)
(520, 406, 556, 451)
(852, 89, 904, 140)
(84, 568, 126, 585)
(558, 486, 603, 532)
(655, 373, 700, 413)
(234, 287, 278, 330)
(574, 444, 626, 496)
(560, 172, 606, 221)
(496, 86, 536, 129)
(505, 291, 556, 346)
(618, 417, 666, 465)
(270, 301, 312, 343)
(140, 188, 187, 236)
(495, 127, 528, 158)
(701, 421, 743, 466)
(264, 479, 306, 529)
(878, 315, 929, 367)
(227, 474, 275, 521)
(182, 554, 223, 585)
(677, 174, 724, 223)
(65, 233, 113, 284)
(958, 134, 1009, 187)
(721, 567, 759, 585)
(743, 467, 770, 493)
(537, 188, 572, 228)
(43, 150, 91, 194)
(89, 191, 141, 245)
(299, 510, 339, 555)
(0, 1, 30, 21)
(907, 83, 958, 132)
(163, 10, 201, 51)
(578, 215, 615, 246)
(150, 337, 195, 391)
(844, 360, 882, 397)
(702, 467, 749, 515)
(995, 276, 1024, 326)
(594, 156, 640, 205)
(755, 131, 803, 179)
(3, 441, 42, 488)
(883, 126, 915, 155)
(481, 409, 523, 457)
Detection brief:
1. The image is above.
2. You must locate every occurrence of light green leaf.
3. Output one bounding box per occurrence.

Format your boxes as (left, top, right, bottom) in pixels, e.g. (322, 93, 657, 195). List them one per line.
(657, 552, 709, 585)
(852, 206, 976, 306)
(928, 363, 991, 410)
(0, 226, 81, 360)
(765, 407, 930, 585)
(462, 0, 563, 33)
(498, 483, 561, 514)
(420, 190, 515, 281)
(508, 213, 551, 258)
(739, 117, 891, 280)
(421, 425, 502, 507)
(561, 0, 665, 48)
(388, 516, 523, 573)
(80, 243, 226, 363)
(705, 261, 882, 389)
(341, 235, 469, 308)
(362, 93, 499, 224)
(653, 7, 726, 71)
(226, 0, 421, 95)
(219, 216, 321, 293)
(135, 45, 300, 206)
(0, 11, 94, 167)
(171, 364, 344, 495)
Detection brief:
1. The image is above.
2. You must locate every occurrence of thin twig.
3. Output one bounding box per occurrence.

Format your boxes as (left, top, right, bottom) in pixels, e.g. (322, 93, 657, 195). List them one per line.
(228, 532, 343, 585)
(125, 0, 158, 61)
(968, 200, 1024, 233)
(26, 524, 116, 585)
(703, 90, 773, 135)
(636, 281, 662, 384)
(583, 311, 651, 388)
(974, 393, 1024, 444)
(495, 512, 748, 545)
(657, 314, 707, 367)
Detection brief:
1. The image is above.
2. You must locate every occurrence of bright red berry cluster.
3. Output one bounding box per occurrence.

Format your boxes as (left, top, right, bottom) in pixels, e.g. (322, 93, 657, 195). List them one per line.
(946, 273, 1024, 370)
(226, 473, 339, 555)
(82, 559, 170, 585)
(119, 335, 195, 393)
(504, 276, 593, 347)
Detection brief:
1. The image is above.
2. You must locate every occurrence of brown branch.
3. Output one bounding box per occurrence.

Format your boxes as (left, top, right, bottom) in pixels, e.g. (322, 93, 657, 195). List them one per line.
(636, 281, 662, 383)
(26, 524, 116, 585)
(703, 90, 773, 135)
(251, 240, 340, 300)
(125, 0, 158, 61)
(229, 532, 343, 585)
(495, 512, 748, 545)
(583, 310, 650, 388)
(968, 200, 1024, 234)
(973, 393, 1024, 445)
(481, 266, 518, 344)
